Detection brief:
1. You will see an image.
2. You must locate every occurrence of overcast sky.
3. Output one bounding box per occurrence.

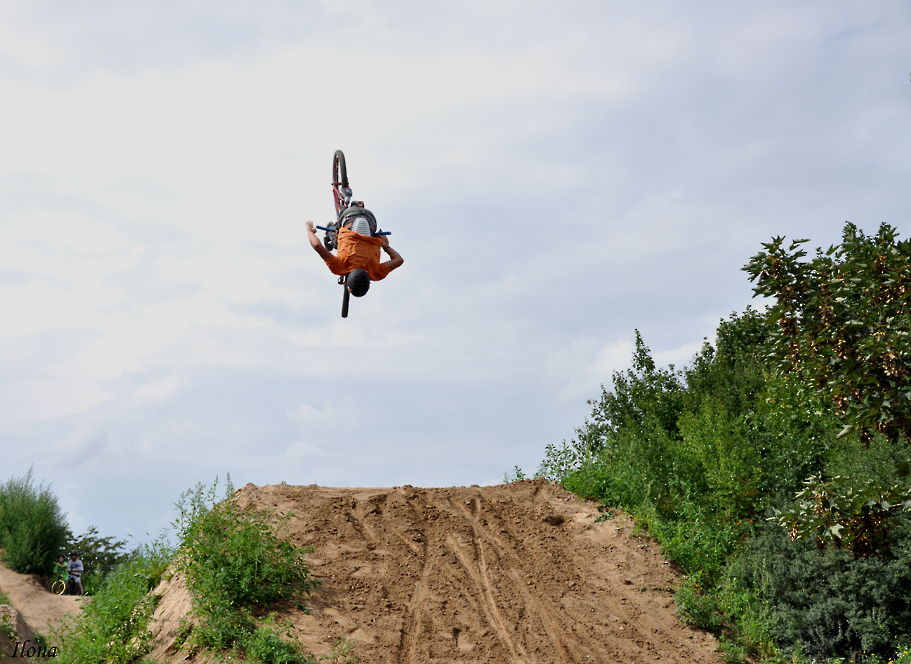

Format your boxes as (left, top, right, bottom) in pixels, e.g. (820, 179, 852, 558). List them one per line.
(2, 1, 909, 545)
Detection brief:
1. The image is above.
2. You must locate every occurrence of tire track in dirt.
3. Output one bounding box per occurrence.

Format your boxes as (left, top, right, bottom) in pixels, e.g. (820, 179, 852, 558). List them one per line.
(448, 496, 572, 663)
(445, 533, 525, 662)
(402, 539, 432, 664)
(152, 480, 723, 664)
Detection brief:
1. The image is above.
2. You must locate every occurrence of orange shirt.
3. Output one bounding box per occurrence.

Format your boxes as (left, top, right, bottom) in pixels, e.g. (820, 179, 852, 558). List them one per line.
(323, 228, 392, 282)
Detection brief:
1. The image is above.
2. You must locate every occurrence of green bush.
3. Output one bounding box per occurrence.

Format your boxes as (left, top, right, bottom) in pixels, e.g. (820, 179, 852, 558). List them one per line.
(246, 617, 315, 664)
(541, 310, 773, 588)
(54, 537, 173, 664)
(0, 468, 68, 574)
(534, 308, 876, 659)
(48, 476, 325, 664)
(529, 226, 911, 663)
(174, 479, 319, 663)
(729, 519, 911, 661)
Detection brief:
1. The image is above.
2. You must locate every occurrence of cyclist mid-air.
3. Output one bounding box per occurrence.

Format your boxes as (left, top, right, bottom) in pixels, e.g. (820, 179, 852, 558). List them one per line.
(305, 209, 403, 297)
(307, 151, 404, 317)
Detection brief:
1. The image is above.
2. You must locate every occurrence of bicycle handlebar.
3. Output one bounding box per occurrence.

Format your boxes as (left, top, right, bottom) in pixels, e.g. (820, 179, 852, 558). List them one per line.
(316, 225, 391, 236)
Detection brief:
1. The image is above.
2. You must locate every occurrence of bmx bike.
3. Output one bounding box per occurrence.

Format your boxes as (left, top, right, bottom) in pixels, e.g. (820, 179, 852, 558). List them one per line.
(51, 575, 66, 595)
(315, 150, 390, 318)
(50, 574, 80, 595)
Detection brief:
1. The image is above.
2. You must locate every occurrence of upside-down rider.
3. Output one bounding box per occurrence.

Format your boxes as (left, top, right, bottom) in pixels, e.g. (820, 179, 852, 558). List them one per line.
(306, 203, 403, 297)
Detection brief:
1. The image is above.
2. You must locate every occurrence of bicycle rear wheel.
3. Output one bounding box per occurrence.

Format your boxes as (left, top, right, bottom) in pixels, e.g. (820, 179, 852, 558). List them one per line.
(333, 150, 349, 220)
(52, 579, 65, 595)
(333, 150, 348, 189)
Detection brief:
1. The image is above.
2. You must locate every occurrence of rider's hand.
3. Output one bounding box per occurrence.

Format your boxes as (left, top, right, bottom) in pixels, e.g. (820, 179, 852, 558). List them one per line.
(379, 230, 390, 248)
(305, 221, 317, 235)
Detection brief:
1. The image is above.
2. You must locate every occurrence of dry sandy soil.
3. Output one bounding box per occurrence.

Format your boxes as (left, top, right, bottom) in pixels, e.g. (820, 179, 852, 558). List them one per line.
(149, 479, 723, 664)
(0, 480, 724, 663)
(0, 560, 83, 660)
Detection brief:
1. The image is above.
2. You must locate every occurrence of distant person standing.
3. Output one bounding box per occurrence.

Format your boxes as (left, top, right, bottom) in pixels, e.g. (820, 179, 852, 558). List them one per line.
(53, 554, 69, 583)
(67, 550, 84, 595)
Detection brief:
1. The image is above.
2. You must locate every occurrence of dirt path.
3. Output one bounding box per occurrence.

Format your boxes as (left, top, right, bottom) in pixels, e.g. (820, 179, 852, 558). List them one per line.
(152, 479, 722, 663)
(0, 561, 83, 639)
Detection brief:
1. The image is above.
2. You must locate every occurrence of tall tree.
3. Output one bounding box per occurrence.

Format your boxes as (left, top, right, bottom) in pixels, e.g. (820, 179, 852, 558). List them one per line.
(745, 222, 911, 556)
(744, 222, 911, 446)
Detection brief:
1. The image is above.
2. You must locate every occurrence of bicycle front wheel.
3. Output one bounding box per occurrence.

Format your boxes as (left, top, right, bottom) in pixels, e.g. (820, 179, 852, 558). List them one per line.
(341, 278, 350, 318)
(52, 579, 65, 595)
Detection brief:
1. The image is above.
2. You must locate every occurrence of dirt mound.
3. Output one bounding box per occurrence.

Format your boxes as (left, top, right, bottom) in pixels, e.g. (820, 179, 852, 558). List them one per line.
(151, 479, 721, 663)
(0, 627, 17, 660)
(0, 562, 83, 641)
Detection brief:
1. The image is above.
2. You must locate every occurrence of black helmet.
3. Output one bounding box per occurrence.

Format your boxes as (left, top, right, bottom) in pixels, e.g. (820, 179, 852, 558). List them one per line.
(347, 269, 370, 297)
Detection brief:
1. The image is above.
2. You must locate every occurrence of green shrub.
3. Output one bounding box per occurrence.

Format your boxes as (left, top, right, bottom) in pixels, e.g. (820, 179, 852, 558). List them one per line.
(535, 308, 866, 659)
(531, 252, 911, 662)
(174, 478, 318, 663)
(0, 468, 68, 574)
(54, 537, 173, 664)
(179, 500, 316, 613)
(728, 519, 911, 661)
(246, 616, 316, 664)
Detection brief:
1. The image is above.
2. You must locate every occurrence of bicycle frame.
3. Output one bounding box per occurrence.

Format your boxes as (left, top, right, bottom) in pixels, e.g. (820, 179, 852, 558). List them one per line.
(319, 150, 389, 237)
(332, 180, 352, 220)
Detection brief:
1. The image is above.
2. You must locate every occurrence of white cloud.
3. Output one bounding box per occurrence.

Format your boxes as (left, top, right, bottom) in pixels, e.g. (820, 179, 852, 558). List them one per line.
(544, 338, 634, 404)
(2, 1, 911, 542)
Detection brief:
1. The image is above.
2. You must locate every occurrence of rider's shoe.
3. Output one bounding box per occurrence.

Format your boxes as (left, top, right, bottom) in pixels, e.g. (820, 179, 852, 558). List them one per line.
(323, 222, 339, 251)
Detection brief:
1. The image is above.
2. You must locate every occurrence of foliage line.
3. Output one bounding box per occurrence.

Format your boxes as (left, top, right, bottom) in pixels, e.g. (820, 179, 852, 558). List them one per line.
(535, 299, 911, 662)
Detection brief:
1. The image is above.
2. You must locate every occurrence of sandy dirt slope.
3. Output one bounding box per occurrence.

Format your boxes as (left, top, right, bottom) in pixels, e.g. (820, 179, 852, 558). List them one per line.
(152, 479, 721, 664)
(0, 562, 82, 639)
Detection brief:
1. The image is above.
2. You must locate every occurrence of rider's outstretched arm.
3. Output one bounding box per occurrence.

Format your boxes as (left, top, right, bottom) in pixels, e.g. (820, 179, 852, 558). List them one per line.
(306, 221, 334, 261)
(380, 232, 404, 271)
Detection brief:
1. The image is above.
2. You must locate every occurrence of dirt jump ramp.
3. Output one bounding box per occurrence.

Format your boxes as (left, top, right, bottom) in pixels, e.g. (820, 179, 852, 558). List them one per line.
(176, 479, 720, 664)
(0, 562, 82, 640)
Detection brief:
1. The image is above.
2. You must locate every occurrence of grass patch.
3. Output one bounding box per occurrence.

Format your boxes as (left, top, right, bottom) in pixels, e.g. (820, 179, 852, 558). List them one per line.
(54, 537, 173, 664)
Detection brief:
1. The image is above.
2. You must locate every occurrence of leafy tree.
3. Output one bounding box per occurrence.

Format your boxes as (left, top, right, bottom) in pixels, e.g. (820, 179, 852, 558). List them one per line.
(0, 468, 68, 575)
(744, 222, 911, 446)
(574, 330, 686, 454)
(772, 474, 911, 558)
(744, 222, 911, 557)
(63, 526, 132, 595)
